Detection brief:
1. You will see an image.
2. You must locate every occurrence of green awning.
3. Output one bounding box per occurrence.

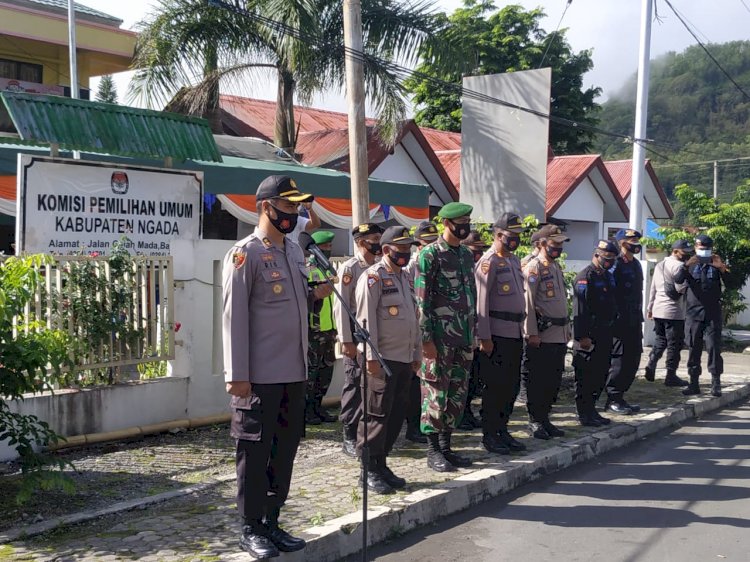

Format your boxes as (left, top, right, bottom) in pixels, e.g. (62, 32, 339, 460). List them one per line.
(1, 92, 222, 163)
(0, 144, 429, 208)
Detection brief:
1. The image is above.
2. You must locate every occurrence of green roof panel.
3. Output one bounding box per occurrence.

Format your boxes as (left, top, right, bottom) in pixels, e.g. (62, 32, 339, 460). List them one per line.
(1, 93, 223, 163)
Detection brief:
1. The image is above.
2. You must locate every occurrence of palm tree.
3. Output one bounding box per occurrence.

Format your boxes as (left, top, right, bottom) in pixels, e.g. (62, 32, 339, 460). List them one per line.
(129, 0, 441, 151)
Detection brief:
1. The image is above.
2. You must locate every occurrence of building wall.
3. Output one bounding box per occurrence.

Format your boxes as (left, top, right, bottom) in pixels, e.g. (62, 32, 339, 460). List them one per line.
(562, 221, 600, 261)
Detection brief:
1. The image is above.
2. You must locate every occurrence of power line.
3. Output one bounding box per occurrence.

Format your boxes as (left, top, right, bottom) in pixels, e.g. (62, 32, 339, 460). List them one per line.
(652, 155, 750, 168)
(207, 0, 716, 159)
(538, 0, 573, 69)
(740, 0, 750, 14)
(663, 0, 750, 102)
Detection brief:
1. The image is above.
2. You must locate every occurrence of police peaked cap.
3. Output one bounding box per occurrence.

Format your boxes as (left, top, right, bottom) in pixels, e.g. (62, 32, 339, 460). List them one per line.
(615, 228, 642, 241)
(595, 239, 619, 254)
(352, 222, 384, 239)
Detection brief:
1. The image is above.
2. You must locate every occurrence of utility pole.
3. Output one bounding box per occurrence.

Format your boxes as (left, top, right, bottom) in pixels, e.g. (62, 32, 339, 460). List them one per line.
(343, 0, 370, 227)
(629, 0, 653, 232)
(713, 160, 718, 199)
(68, 0, 81, 159)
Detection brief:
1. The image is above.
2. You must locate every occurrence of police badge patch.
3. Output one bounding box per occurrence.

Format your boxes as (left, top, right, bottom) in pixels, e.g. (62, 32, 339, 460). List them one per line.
(232, 251, 246, 269)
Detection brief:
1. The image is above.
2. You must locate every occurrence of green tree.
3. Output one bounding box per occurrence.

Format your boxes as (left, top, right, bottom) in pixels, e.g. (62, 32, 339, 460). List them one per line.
(0, 255, 76, 503)
(594, 41, 750, 198)
(129, 0, 440, 150)
(645, 183, 750, 322)
(95, 75, 118, 104)
(406, 1, 601, 154)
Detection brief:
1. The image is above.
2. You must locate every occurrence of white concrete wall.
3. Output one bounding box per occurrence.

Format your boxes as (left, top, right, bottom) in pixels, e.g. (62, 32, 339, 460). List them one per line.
(562, 221, 600, 262)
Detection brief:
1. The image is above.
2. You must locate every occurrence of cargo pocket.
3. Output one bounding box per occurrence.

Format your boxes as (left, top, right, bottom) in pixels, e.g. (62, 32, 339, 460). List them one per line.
(230, 394, 263, 442)
(366, 374, 387, 419)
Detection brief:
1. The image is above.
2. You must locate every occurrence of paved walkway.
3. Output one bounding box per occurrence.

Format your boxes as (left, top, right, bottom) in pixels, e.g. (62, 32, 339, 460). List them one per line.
(1, 351, 749, 562)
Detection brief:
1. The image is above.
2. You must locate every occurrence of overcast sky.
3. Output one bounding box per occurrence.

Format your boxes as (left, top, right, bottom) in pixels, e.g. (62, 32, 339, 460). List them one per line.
(83, 0, 750, 111)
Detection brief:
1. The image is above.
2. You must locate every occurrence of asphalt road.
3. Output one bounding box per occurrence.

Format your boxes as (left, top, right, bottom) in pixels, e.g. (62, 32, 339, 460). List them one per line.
(360, 399, 750, 562)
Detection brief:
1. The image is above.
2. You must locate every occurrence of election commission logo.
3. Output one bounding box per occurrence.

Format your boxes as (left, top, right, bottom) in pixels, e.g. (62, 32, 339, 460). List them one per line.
(111, 171, 129, 194)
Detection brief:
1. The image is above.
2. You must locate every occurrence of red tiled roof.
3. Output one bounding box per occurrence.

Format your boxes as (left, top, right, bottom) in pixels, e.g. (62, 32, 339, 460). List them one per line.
(220, 95, 377, 141)
(219, 95, 459, 199)
(545, 155, 600, 215)
(604, 159, 674, 219)
(295, 127, 389, 173)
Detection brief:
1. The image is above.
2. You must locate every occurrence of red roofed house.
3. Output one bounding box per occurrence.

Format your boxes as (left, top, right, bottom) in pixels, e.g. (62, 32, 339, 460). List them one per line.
(545, 155, 630, 260)
(220, 95, 457, 210)
(603, 159, 674, 237)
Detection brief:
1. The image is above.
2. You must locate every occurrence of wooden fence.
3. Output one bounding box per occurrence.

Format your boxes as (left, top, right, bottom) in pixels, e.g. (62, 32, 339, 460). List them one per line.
(15, 255, 175, 371)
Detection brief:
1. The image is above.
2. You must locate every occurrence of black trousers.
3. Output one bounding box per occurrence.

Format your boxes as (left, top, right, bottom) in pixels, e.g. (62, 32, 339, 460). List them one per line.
(478, 336, 523, 434)
(405, 371, 421, 432)
(574, 330, 614, 416)
(648, 318, 685, 373)
(357, 360, 412, 459)
(687, 315, 723, 377)
(232, 382, 305, 523)
(339, 354, 363, 429)
(526, 342, 567, 424)
(606, 325, 643, 402)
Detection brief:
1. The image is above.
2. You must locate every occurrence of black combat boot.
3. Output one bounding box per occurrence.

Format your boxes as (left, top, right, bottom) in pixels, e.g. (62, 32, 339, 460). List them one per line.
(264, 507, 306, 553)
(540, 421, 565, 438)
(305, 402, 321, 425)
(482, 432, 510, 455)
(314, 400, 336, 423)
(682, 370, 701, 396)
(342, 425, 357, 457)
(644, 365, 656, 382)
(380, 457, 406, 489)
(426, 433, 456, 472)
(664, 369, 689, 387)
(498, 427, 527, 450)
(438, 431, 472, 468)
(359, 458, 394, 494)
(711, 375, 722, 397)
(240, 520, 279, 559)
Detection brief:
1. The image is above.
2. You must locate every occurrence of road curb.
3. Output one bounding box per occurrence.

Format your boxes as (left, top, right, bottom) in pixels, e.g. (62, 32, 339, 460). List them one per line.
(299, 382, 750, 562)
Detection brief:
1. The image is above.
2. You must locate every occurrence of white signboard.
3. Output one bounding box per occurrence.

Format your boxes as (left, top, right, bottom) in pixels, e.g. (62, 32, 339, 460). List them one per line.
(16, 155, 202, 256)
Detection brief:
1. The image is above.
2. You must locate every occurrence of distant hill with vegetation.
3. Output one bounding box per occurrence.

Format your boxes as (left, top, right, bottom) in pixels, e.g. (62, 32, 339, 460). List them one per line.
(593, 40, 750, 203)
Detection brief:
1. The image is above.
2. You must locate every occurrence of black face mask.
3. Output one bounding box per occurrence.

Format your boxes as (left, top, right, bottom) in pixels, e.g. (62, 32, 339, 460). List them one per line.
(321, 250, 332, 259)
(388, 250, 412, 268)
(624, 242, 642, 255)
(547, 246, 562, 260)
(597, 254, 615, 270)
(267, 204, 298, 235)
(362, 241, 382, 256)
(503, 235, 521, 252)
(676, 252, 692, 262)
(447, 221, 471, 240)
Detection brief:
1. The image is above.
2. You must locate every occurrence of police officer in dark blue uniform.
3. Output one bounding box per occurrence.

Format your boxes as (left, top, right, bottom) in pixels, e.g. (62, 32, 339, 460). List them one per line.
(573, 240, 619, 427)
(682, 233, 728, 397)
(605, 229, 644, 414)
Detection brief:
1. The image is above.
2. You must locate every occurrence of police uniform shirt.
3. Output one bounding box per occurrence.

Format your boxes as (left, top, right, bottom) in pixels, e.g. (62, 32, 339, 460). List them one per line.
(573, 263, 617, 340)
(355, 261, 421, 363)
(648, 255, 688, 321)
(475, 249, 525, 339)
(523, 256, 570, 343)
(222, 229, 310, 383)
(612, 254, 644, 327)
(334, 253, 371, 344)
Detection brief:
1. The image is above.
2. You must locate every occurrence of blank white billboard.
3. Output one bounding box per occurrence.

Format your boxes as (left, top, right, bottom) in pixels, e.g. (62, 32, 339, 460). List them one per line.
(460, 68, 551, 222)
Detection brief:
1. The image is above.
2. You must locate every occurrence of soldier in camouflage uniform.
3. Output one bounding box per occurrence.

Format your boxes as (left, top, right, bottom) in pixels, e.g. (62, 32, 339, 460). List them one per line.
(415, 202, 477, 473)
(305, 231, 338, 425)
